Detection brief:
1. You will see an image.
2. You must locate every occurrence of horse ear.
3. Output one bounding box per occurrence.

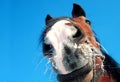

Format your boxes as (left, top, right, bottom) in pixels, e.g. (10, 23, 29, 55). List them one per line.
(45, 14, 53, 24)
(72, 3, 86, 17)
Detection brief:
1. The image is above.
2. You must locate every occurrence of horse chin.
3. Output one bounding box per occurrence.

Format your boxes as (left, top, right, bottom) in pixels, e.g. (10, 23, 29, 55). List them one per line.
(57, 63, 93, 82)
(56, 56, 104, 82)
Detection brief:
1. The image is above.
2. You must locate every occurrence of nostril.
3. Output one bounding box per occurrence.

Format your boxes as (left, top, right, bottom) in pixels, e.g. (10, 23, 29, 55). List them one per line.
(43, 43, 54, 57)
(44, 43, 52, 51)
(73, 26, 82, 38)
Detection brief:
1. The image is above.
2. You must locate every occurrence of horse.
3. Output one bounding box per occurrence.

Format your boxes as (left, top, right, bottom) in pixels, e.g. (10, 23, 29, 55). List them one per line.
(40, 3, 120, 82)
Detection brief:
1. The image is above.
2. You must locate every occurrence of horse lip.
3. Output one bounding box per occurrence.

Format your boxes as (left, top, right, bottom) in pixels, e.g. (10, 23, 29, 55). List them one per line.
(95, 55, 105, 61)
(61, 62, 90, 74)
(57, 62, 92, 82)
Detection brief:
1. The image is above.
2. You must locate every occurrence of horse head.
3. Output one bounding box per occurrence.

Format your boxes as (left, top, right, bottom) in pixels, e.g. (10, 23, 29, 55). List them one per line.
(41, 3, 120, 82)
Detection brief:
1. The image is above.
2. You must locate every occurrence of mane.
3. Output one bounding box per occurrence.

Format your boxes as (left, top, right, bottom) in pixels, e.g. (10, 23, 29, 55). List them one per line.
(100, 46, 120, 81)
(95, 36, 120, 82)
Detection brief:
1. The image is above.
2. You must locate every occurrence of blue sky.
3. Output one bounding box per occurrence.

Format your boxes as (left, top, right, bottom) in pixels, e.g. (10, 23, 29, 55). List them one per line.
(0, 0, 120, 82)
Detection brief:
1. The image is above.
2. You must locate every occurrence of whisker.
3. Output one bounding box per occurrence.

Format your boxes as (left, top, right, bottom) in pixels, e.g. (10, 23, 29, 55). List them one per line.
(34, 57, 46, 71)
(44, 66, 49, 74)
(44, 60, 51, 74)
(49, 69, 54, 82)
(32, 53, 43, 63)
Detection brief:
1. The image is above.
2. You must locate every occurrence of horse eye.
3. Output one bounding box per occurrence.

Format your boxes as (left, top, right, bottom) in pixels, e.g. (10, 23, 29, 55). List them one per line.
(85, 19, 91, 25)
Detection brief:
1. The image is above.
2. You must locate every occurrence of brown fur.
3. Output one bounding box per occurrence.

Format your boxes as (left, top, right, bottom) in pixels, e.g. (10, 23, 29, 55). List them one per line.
(71, 16, 99, 48)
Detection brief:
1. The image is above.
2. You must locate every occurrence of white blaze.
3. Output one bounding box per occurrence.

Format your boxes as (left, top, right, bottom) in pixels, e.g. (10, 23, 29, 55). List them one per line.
(46, 20, 77, 74)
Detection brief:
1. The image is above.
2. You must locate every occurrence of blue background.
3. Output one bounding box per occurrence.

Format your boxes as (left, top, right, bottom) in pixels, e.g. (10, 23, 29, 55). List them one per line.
(0, 0, 120, 82)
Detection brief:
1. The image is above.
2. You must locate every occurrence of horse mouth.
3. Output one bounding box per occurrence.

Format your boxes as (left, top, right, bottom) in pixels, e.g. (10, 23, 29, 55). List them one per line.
(57, 62, 92, 82)
(57, 55, 104, 82)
